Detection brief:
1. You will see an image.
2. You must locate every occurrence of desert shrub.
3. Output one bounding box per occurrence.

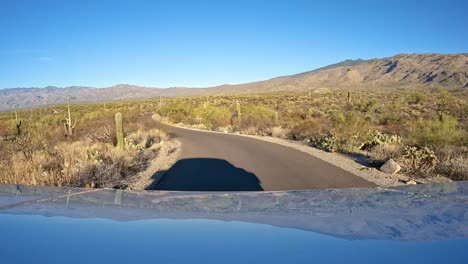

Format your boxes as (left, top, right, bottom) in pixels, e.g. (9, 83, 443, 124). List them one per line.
(409, 91, 428, 104)
(287, 117, 331, 141)
(159, 101, 194, 124)
(409, 113, 463, 148)
(434, 147, 468, 181)
(238, 105, 276, 134)
(87, 125, 112, 144)
(193, 105, 231, 129)
(367, 143, 403, 165)
(271, 126, 284, 138)
(0, 129, 166, 188)
(125, 129, 163, 150)
(330, 111, 372, 151)
(353, 100, 378, 113)
(437, 156, 467, 181)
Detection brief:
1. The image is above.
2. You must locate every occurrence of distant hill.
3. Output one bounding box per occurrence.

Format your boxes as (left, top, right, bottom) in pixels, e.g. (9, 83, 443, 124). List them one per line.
(204, 53, 467, 94)
(1, 53, 466, 111)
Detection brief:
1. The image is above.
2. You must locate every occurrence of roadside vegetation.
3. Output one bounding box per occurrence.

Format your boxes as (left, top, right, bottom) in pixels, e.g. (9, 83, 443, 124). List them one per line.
(0, 87, 466, 188)
(156, 88, 467, 181)
(0, 99, 178, 189)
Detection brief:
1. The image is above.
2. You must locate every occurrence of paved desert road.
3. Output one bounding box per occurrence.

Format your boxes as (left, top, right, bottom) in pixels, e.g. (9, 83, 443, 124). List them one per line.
(155, 122, 376, 191)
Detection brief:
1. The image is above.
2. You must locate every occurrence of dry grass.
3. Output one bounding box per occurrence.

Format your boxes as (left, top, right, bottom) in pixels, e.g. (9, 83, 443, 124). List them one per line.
(271, 126, 284, 138)
(0, 128, 172, 188)
(0, 100, 178, 188)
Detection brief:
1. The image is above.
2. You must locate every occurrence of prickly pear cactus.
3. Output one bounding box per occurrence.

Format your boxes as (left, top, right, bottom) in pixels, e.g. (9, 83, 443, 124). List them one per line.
(360, 131, 402, 150)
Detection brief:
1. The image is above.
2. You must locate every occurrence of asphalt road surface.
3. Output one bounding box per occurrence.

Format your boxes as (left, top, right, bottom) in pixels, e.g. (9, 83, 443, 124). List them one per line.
(155, 122, 376, 191)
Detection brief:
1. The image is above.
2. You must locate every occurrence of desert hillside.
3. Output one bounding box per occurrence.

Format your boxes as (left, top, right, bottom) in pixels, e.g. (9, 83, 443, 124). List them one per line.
(206, 53, 467, 94)
(1, 53, 466, 111)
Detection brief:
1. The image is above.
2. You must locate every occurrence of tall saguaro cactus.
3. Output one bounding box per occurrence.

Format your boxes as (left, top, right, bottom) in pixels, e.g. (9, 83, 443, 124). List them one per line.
(115, 112, 124, 150)
(347, 91, 351, 104)
(14, 108, 22, 136)
(64, 97, 76, 138)
(236, 100, 241, 126)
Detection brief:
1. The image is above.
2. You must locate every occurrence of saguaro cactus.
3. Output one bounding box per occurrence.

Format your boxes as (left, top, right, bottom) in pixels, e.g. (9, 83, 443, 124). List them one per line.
(63, 97, 76, 138)
(347, 91, 351, 104)
(274, 111, 279, 125)
(115, 112, 124, 150)
(236, 100, 241, 126)
(14, 108, 22, 136)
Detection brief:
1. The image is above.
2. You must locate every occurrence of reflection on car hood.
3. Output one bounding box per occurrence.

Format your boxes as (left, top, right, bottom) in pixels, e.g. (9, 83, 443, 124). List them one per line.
(0, 182, 467, 241)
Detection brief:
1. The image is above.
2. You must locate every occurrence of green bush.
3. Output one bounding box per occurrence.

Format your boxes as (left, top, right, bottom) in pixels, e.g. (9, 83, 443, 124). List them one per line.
(239, 105, 276, 131)
(409, 113, 463, 147)
(193, 105, 231, 129)
(330, 111, 371, 151)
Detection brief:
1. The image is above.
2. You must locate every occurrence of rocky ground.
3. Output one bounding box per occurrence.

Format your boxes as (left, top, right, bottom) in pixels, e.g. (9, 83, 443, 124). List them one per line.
(124, 139, 181, 190)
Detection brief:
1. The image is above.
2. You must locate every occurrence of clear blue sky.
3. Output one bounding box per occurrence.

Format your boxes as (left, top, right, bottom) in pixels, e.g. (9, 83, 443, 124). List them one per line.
(1, 0, 467, 89)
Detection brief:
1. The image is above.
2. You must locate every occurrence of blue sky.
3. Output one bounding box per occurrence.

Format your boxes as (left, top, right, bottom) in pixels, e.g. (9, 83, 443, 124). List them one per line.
(0, 0, 467, 88)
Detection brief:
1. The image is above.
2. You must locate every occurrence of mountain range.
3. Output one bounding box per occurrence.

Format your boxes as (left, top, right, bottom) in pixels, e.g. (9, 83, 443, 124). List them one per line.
(1, 53, 466, 111)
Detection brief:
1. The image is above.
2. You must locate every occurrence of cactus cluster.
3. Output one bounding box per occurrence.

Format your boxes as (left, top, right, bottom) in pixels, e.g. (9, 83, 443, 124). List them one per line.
(360, 131, 402, 150)
(403, 146, 439, 174)
(316, 136, 337, 152)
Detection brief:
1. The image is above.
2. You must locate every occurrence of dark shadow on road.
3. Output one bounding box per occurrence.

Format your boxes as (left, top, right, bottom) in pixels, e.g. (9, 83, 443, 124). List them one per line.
(150, 158, 263, 191)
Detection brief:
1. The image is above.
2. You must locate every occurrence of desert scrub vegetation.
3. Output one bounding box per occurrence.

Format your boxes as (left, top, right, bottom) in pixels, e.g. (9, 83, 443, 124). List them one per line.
(155, 88, 467, 181)
(0, 99, 178, 188)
